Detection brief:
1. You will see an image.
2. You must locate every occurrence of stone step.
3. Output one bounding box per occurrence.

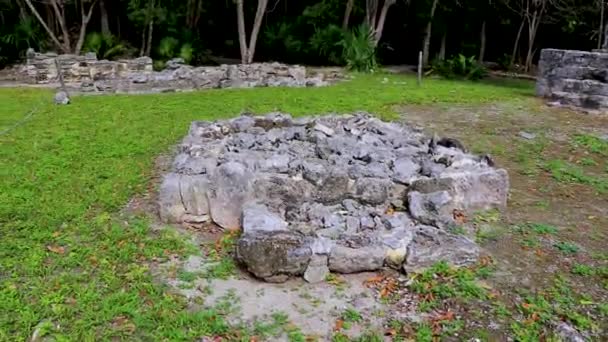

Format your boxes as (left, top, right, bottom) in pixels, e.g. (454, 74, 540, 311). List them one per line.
(551, 91, 608, 110)
(560, 78, 608, 96)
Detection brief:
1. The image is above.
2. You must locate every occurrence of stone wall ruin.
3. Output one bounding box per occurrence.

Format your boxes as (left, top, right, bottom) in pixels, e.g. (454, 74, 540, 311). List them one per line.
(158, 113, 510, 283)
(19, 50, 335, 93)
(537, 49, 608, 112)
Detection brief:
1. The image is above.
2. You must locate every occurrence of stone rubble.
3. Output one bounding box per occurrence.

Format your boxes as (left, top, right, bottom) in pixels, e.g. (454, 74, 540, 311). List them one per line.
(159, 112, 510, 282)
(20, 49, 338, 94)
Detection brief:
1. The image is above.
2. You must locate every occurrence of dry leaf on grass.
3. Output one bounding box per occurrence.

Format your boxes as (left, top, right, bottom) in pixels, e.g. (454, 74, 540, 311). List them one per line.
(46, 245, 65, 254)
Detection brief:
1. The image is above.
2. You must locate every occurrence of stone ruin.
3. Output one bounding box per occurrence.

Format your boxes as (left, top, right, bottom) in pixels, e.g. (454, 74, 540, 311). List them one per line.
(19, 50, 336, 93)
(537, 48, 608, 112)
(158, 113, 509, 283)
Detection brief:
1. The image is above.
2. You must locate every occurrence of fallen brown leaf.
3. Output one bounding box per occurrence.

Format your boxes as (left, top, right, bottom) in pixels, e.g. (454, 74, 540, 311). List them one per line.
(46, 245, 65, 254)
(453, 209, 467, 224)
(334, 319, 344, 331)
(364, 274, 385, 286)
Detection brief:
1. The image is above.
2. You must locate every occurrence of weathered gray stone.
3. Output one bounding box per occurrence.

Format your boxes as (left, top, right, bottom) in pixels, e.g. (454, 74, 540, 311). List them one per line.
(553, 321, 586, 342)
(404, 225, 480, 273)
(236, 231, 312, 281)
(518, 131, 537, 140)
(303, 255, 330, 283)
(242, 203, 288, 234)
(409, 168, 509, 211)
(54, 91, 70, 105)
(408, 190, 455, 227)
(208, 162, 252, 230)
(158, 173, 186, 223)
(382, 227, 414, 268)
(180, 174, 209, 216)
(393, 158, 421, 184)
(537, 48, 608, 112)
(354, 178, 389, 205)
(329, 243, 385, 273)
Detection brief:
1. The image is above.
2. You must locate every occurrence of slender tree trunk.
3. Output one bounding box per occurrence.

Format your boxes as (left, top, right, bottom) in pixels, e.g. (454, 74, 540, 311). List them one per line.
(16, 0, 28, 21)
(49, 0, 71, 52)
(373, 0, 396, 45)
(236, 0, 248, 63)
(23, 0, 64, 51)
(422, 0, 439, 66)
(140, 0, 154, 56)
(140, 28, 146, 56)
(366, 0, 379, 29)
(74, 0, 98, 54)
(145, 18, 154, 57)
(479, 20, 486, 63)
(343, 0, 355, 30)
(510, 18, 525, 68)
(602, 0, 607, 49)
(99, 0, 110, 35)
(246, 0, 269, 63)
(603, 21, 608, 49)
(525, 9, 543, 72)
(439, 31, 446, 60)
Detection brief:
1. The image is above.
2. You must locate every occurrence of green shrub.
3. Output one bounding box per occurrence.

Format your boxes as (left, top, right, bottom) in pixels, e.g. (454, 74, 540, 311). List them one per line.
(158, 37, 180, 60)
(83, 32, 128, 60)
(339, 24, 377, 73)
(309, 24, 345, 65)
(432, 54, 487, 81)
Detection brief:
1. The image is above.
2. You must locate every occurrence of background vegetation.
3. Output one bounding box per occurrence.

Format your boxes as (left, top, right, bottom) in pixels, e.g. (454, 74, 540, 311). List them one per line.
(0, 0, 606, 72)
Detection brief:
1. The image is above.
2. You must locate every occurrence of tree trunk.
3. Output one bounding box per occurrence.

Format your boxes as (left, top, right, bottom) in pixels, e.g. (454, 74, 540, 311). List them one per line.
(524, 9, 543, 72)
(343, 0, 355, 30)
(99, 0, 110, 35)
(140, 0, 154, 56)
(145, 18, 154, 57)
(439, 31, 446, 60)
(479, 20, 486, 63)
(373, 0, 396, 45)
(74, 0, 98, 54)
(604, 21, 608, 49)
(246, 0, 269, 63)
(422, 0, 439, 66)
(139, 28, 146, 56)
(23, 0, 65, 51)
(236, 0, 248, 63)
(49, 0, 71, 52)
(366, 0, 379, 29)
(510, 19, 525, 68)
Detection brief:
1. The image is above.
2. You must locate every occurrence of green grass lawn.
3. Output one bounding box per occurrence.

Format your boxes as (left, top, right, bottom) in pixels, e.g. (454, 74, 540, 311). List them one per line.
(0, 73, 534, 340)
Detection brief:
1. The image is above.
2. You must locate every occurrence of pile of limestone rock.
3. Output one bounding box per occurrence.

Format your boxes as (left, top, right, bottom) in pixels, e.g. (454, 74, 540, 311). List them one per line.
(159, 113, 509, 282)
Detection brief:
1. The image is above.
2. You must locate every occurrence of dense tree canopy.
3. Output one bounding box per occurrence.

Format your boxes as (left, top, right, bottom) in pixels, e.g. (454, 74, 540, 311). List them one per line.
(0, 0, 606, 71)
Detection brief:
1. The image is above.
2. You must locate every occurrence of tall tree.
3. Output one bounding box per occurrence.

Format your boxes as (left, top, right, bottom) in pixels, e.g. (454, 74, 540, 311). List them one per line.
(601, 0, 607, 49)
(236, 0, 269, 64)
(99, 0, 110, 35)
(422, 0, 440, 66)
(365, 0, 397, 46)
(343, 0, 355, 30)
(23, 0, 97, 54)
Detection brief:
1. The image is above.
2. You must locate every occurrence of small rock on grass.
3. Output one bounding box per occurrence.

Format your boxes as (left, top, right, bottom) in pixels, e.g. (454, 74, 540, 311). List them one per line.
(518, 131, 537, 140)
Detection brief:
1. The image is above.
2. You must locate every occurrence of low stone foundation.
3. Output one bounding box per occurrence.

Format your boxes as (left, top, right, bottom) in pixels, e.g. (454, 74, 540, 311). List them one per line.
(537, 49, 608, 112)
(19, 50, 336, 93)
(158, 113, 509, 283)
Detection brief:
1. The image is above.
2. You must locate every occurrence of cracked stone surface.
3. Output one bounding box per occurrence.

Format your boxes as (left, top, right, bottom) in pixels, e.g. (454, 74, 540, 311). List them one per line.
(159, 112, 509, 282)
